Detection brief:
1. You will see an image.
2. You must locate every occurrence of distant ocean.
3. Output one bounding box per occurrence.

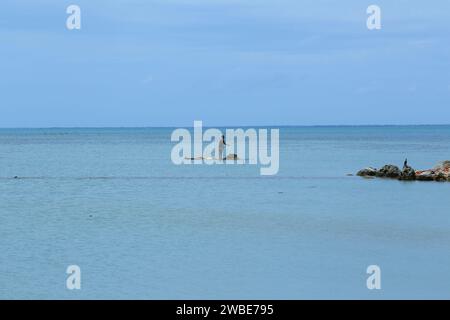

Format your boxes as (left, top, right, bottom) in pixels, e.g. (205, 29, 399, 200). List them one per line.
(1, 125, 450, 299)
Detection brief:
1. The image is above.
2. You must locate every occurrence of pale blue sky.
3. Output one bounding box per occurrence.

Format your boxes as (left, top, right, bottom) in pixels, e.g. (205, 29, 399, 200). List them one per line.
(1, 0, 450, 127)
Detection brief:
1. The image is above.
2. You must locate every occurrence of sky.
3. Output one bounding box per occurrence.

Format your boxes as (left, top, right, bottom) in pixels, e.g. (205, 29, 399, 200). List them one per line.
(1, 0, 450, 127)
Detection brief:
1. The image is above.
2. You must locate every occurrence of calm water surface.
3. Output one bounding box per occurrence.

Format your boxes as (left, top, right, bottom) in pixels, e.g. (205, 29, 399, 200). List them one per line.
(1, 126, 449, 299)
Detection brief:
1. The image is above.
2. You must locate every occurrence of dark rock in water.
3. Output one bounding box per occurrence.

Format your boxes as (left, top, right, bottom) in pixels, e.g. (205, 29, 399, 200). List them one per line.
(399, 166, 416, 180)
(358, 160, 450, 182)
(434, 172, 447, 182)
(376, 165, 401, 178)
(357, 167, 378, 177)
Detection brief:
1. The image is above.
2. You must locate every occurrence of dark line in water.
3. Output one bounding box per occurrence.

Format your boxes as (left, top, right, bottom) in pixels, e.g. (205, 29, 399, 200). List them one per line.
(1, 124, 450, 130)
(0, 176, 355, 181)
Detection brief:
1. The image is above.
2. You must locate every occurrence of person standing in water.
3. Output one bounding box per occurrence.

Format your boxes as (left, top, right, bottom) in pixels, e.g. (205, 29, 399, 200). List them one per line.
(218, 134, 228, 160)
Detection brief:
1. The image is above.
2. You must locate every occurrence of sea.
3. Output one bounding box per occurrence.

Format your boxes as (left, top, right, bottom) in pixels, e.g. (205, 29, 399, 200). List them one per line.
(1, 125, 449, 299)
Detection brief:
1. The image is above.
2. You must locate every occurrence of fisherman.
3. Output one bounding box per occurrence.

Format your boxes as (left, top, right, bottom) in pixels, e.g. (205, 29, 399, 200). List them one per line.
(218, 134, 228, 160)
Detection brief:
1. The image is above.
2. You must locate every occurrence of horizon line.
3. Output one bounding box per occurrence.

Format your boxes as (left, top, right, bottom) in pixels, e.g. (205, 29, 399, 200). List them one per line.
(1, 123, 450, 129)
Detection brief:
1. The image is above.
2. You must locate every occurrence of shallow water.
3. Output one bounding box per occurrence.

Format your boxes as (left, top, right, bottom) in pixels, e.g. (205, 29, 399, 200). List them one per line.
(1, 126, 450, 299)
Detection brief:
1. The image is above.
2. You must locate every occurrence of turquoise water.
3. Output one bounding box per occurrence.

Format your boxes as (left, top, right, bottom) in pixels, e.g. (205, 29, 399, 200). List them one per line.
(1, 126, 450, 299)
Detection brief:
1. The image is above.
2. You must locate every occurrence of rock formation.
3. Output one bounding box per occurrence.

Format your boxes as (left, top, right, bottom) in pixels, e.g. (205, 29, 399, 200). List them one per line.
(376, 165, 401, 178)
(357, 161, 450, 182)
